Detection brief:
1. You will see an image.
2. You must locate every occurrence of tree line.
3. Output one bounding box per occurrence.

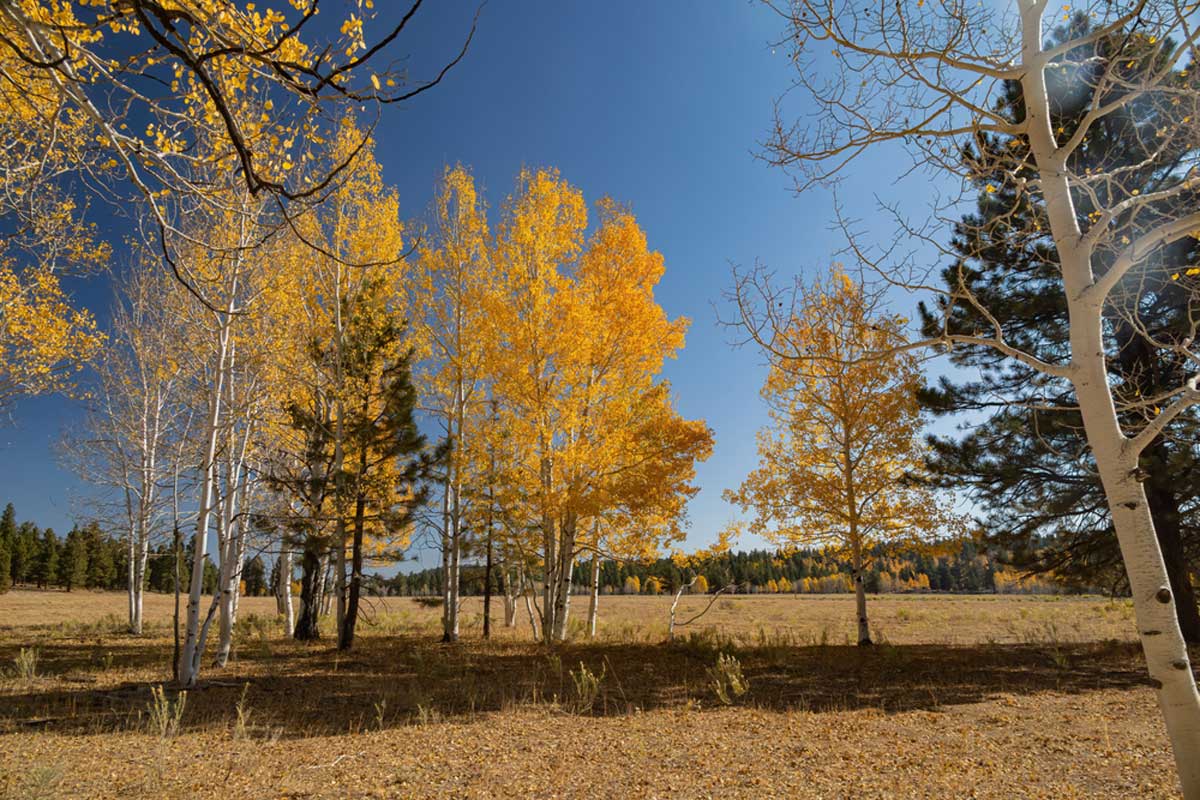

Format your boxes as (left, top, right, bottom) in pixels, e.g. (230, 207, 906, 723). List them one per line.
(381, 540, 1066, 599)
(0, 502, 273, 598)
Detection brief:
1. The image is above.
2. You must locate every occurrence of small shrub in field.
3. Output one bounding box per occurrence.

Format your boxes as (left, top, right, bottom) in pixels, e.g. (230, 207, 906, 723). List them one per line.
(14, 647, 39, 680)
(147, 685, 186, 738)
(707, 652, 748, 705)
(413, 597, 443, 609)
(568, 661, 605, 714)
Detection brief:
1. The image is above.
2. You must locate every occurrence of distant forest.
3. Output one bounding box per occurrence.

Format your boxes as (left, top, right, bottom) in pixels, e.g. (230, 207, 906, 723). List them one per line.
(3, 500, 1089, 599)
(379, 540, 1079, 598)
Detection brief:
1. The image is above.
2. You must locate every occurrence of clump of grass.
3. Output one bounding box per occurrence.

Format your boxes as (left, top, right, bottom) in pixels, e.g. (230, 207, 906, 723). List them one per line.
(372, 696, 388, 731)
(14, 646, 39, 680)
(414, 703, 441, 725)
(147, 685, 187, 738)
(233, 683, 253, 740)
(568, 661, 605, 715)
(706, 652, 748, 706)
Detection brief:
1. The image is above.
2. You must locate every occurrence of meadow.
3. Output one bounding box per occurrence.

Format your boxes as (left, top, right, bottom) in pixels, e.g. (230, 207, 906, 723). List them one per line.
(0, 589, 1177, 798)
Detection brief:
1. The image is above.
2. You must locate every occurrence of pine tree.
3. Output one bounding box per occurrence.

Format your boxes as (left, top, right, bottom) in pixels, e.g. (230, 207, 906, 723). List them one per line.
(10, 521, 38, 585)
(32, 528, 58, 589)
(918, 19, 1200, 640)
(243, 555, 267, 597)
(60, 526, 88, 591)
(83, 523, 115, 590)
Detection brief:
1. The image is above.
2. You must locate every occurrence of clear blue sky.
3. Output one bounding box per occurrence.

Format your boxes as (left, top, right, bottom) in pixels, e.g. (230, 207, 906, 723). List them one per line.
(1, 0, 952, 558)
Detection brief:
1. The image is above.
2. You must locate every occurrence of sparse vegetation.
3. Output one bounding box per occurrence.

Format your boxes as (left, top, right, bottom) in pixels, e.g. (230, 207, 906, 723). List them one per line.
(0, 590, 1177, 797)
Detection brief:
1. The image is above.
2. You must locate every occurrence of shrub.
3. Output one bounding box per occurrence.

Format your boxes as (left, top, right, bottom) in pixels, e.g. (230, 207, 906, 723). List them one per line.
(706, 652, 748, 705)
(568, 661, 606, 714)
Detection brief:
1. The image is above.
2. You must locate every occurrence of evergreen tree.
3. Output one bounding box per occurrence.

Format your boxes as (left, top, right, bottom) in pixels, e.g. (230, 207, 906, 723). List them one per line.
(11, 521, 38, 585)
(83, 523, 115, 589)
(60, 526, 88, 591)
(32, 528, 59, 588)
(243, 555, 267, 597)
(0, 503, 13, 594)
(918, 19, 1200, 639)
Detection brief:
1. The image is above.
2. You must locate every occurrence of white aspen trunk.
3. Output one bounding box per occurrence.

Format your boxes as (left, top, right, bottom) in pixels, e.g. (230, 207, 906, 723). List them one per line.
(126, 513, 138, 634)
(524, 582, 542, 642)
(277, 544, 294, 637)
(179, 323, 230, 688)
(132, 532, 148, 636)
(439, 476, 454, 640)
(319, 554, 333, 617)
(1018, 5, 1200, 791)
(548, 518, 576, 642)
(214, 391, 252, 668)
(587, 555, 600, 639)
(503, 568, 517, 628)
(447, 381, 465, 642)
(852, 539, 870, 646)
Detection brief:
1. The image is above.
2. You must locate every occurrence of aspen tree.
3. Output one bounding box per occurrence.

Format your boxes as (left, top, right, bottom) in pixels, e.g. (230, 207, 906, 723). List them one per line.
(739, 0, 1200, 788)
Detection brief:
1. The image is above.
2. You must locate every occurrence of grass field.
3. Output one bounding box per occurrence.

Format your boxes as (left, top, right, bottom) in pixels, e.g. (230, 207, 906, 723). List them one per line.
(0, 589, 1183, 798)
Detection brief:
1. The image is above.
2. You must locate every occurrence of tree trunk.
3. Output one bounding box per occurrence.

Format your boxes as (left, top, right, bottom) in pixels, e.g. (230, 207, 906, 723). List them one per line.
(1143, 444, 1200, 644)
(179, 314, 232, 688)
(127, 518, 138, 634)
(172, 522, 181, 683)
(520, 564, 541, 642)
(587, 555, 600, 639)
(294, 547, 323, 641)
(339, 488, 367, 650)
(334, 519, 347, 641)
(852, 539, 870, 646)
(1019, 6, 1200, 789)
(276, 544, 294, 637)
(483, 513, 494, 640)
(502, 567, 517, 628)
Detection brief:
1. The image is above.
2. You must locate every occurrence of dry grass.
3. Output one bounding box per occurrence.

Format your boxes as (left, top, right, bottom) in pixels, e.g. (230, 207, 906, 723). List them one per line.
(0, 589, 1182, 798)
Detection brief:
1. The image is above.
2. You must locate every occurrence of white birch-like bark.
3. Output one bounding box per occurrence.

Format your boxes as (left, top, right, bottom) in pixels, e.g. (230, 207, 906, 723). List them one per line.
(502, 566, 518, 628)
(1016, 6, 1200, 789)
(179, 307, 232, 687)
(276, 543, 294, 637)
(587, 555, 600, 639)
(743, 0, 1200, 788)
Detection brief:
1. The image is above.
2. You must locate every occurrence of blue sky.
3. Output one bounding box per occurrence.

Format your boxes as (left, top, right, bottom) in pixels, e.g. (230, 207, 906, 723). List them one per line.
(1, 0, 956, 560)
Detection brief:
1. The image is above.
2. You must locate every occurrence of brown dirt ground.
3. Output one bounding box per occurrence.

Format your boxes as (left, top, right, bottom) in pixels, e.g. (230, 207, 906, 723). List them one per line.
(0, 589, 1185, 798)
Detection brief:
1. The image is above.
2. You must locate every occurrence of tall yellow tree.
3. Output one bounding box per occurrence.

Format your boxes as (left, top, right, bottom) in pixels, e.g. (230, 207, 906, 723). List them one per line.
(487, 172, 712, 642)
(726, 269, 955, 645)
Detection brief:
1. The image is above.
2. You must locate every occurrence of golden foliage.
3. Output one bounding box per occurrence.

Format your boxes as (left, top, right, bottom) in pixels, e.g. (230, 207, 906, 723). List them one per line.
(726, 268, 958, 568)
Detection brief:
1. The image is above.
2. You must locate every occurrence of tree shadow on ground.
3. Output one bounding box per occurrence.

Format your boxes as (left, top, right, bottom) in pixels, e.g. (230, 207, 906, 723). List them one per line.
(0, 629, 1157, 738)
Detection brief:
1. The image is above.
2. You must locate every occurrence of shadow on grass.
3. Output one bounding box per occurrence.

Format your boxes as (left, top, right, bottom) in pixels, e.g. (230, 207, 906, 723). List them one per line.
(0, 628, 1155, 738)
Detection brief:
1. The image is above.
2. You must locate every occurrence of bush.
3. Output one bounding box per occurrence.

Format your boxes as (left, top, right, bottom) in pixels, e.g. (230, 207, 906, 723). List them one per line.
(706, 652, 748, 705)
